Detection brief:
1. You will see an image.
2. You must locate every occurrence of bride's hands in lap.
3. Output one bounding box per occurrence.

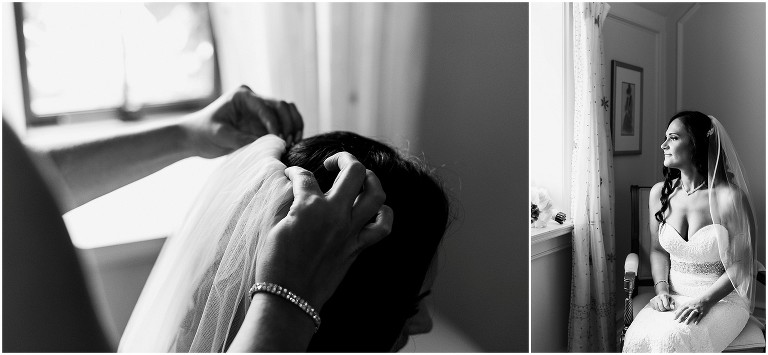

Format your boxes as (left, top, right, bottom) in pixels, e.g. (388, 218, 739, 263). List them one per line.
(254, 152, 394, 310)
(674, 298, 713, 325)
(649, 292, 675, 312)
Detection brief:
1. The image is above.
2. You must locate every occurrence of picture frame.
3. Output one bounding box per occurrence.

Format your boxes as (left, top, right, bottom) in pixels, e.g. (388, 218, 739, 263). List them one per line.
(610, 60, 643, 155)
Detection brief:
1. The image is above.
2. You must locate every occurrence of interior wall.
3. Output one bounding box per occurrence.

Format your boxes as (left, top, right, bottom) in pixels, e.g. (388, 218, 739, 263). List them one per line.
(531, 247, 572, 352)
(603, 3, 666, 315)
(678, 3, 766, 266)
(414, 3, 528, 351)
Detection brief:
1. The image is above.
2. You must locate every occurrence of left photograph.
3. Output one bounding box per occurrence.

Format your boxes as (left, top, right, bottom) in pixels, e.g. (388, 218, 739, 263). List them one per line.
(2, 2, 528, 352)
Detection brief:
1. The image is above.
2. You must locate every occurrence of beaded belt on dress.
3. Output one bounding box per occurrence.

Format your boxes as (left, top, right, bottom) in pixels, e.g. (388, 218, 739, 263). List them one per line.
(671, 259, 725, 275)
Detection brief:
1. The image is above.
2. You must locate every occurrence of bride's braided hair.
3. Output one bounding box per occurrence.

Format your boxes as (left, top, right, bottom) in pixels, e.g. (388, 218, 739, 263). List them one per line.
(655, 111, 712, 223)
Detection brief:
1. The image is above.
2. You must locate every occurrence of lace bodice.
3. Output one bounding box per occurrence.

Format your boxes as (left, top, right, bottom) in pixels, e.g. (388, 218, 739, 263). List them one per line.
(658, 223, 744, 307)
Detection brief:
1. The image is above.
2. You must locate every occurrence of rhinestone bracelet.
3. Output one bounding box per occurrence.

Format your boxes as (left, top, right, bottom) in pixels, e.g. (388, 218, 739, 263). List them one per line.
(249, 282, 321, 332)
(654, 280, 668, 288)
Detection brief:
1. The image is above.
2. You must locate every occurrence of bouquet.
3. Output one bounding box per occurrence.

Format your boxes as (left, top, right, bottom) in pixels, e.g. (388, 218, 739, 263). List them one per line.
(530, 187, 566, 228)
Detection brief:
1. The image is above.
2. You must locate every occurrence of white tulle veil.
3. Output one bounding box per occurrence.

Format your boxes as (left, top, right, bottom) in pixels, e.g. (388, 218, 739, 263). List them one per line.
(707, 115, 757, 312)
(118, 135, 293, 352)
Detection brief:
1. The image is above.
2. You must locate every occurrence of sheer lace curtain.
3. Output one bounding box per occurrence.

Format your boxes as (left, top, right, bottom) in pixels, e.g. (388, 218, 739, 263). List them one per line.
(211, 3, 427, 148)
(568, 2, 616, 352)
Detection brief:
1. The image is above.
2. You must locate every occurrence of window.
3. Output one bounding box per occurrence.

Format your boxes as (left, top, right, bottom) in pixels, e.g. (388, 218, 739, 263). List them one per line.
(14, 3, 220, 126)
(529, 2, 573, 217)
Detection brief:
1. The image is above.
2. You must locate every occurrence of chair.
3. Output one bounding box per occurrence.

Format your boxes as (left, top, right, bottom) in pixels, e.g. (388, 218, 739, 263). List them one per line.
(620, 185, 766, 352)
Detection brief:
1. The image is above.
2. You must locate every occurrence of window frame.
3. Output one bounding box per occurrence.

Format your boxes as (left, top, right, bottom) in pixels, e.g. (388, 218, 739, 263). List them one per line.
(13, 2, 222, 128)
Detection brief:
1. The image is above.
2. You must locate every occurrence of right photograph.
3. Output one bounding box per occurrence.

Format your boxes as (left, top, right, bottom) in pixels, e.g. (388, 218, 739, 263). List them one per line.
(530, 2, 765, 353)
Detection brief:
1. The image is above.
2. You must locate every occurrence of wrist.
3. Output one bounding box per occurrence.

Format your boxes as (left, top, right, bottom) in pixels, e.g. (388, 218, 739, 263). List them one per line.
(176, 114, 205, 158)
(248, 283, 321, 332)
(227, 293, 314, 352)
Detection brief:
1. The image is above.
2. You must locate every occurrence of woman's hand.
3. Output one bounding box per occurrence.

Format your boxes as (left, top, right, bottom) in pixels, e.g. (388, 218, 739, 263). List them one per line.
(181, 85, 304, 158)
(253, 152, 394, 310)
(649, 292, 675, 312)
(674, 298, 713, 325)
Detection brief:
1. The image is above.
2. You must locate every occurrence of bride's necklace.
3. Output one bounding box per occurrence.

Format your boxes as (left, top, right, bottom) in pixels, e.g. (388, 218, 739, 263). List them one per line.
(680, 180, 706, 195)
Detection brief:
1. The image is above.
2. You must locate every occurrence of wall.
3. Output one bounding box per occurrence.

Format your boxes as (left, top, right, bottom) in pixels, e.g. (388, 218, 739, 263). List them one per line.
(531, 246, 572, 352)
(603, 3, 667, 315)
(678, 3, 766, 266)
(414, 3, 528, 351)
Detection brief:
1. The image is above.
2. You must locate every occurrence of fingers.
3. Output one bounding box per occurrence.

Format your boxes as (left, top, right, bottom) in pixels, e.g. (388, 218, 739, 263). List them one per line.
(660, 295, 671, 310)
(673, 305, 701, 324)
(231, 86, 304, 145)
(694, 310, 704, 324)
(685, 310, 698, 325)
(284, 166, 323, 199)
(354, 205, 394, 255)
(677, 308, 695, 324)
(235, 87, 280, 136)
(323, 152, 367, 203)
(351, 169, 387, 229)
(673, 307, 683, 320)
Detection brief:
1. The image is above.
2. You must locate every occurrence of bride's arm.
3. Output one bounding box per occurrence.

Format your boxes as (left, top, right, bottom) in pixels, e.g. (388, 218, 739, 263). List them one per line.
(227, 294, 316, 352)
(26, 86, 302, 213)
(648, 182, 674, 311)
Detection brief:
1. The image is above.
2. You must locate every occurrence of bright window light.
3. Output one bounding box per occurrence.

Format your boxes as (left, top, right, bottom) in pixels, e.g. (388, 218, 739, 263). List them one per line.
(19, 3, 216, 120)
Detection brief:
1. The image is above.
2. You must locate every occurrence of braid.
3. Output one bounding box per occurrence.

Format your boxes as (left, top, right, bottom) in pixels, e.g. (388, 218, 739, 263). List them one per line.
(655, 167, 680, 223)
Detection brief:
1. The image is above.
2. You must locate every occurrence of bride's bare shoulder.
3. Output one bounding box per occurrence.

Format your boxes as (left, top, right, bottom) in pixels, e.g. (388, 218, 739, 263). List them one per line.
(650, 181, 665, 198)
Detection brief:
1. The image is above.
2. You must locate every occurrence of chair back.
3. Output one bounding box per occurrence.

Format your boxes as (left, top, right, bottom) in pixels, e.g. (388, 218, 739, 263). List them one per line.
(630, 185, 654, 286)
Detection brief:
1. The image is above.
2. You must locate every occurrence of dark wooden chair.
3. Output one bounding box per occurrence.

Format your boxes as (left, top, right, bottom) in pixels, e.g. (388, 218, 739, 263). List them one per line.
(620, 185, 765, 352)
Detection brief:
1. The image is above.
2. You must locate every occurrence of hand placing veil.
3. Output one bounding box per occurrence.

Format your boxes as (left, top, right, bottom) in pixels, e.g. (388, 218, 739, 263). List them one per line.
(228, 153, 394, 352)
(3, 85, 393, 352)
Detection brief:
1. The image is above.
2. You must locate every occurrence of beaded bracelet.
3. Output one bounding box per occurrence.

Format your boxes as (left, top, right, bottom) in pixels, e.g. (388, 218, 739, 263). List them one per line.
(249, 282, 321, 332)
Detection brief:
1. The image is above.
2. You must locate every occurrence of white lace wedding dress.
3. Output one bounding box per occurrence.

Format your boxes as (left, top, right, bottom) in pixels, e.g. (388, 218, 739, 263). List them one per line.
(623, 223, 750, 352)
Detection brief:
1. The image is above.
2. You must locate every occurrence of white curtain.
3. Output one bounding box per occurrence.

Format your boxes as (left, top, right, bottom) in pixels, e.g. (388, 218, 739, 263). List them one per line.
(211, 3, 427, 149)
(568, 3, 616, 352)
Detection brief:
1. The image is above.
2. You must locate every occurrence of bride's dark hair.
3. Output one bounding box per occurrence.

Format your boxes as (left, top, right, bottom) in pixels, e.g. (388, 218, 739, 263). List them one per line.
(655, 111, 711, 223)
(282, 131, 451, 351)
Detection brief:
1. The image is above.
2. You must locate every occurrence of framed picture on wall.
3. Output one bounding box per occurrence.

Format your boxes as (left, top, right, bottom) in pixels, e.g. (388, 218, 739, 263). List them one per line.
(610, 60, 643, 155)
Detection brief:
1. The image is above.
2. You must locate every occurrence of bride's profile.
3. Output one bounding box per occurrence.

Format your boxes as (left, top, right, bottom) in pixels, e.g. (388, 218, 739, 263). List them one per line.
(118, 131, 450, 352)
(622, 111, 757, 352)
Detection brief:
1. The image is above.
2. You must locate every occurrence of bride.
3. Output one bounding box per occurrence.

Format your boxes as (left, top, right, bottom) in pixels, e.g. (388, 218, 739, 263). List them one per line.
(623, 111, 757, 352)
(118, 131, 449, 352)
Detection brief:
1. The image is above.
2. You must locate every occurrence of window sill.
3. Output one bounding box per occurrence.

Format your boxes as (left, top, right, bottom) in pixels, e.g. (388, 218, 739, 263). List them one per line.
(62, 155, 223, 250)
(531, 220, 573, 260)
(23, 112, 192, 146)
(18, 112, 224, 250)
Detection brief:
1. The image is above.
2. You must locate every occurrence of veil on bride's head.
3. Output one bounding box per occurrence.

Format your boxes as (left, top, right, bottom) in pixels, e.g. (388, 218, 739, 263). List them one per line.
(284, 131, 450, 351)
(119, 132, 450, 352)
(657, 111, 758, 312)
(706, 115, 757, 312)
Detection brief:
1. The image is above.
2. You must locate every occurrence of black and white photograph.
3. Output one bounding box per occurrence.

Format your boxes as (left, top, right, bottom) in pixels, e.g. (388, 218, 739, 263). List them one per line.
(612, 59, 644, 154)
(531, 2, 765, 353)
(3, 2, 528, 352)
